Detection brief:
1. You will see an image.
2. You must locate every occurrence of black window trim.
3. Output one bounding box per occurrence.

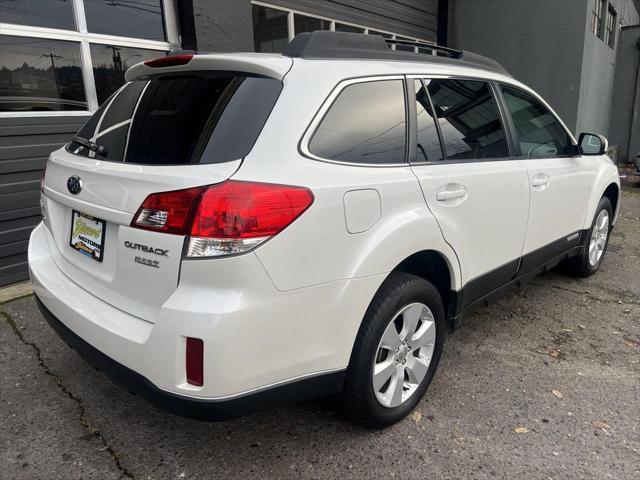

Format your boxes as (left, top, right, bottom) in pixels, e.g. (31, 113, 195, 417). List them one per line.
(496, 82, 580, 160)
(299, 75, 410, 168)
(408, 75, 518, 166)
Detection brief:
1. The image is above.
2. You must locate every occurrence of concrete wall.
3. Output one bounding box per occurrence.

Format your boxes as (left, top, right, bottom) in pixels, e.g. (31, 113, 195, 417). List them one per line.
(610, 26, 640, 163)
(450, 0, 587, 132)
(575, 0, 637, 138)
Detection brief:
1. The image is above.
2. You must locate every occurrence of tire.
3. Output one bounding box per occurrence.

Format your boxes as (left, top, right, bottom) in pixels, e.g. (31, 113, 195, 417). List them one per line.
(564, 197, 613, 277)
(342, 272, 446, 428)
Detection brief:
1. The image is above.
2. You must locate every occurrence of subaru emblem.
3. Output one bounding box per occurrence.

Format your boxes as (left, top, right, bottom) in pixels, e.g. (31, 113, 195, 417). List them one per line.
(67, 175, 82, 195)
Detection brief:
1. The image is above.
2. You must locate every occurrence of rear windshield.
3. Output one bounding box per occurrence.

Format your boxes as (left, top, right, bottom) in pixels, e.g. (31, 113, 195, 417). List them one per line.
(67, 73, 282, 165)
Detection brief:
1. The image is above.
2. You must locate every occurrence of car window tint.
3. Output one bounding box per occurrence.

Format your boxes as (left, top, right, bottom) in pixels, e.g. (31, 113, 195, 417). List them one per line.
(414, 79, 443, 162)
(67, 74, 282, 165)
(309, 80, 407, 164)
(427, 79, 508, 160)
(501, 86, 574, 157)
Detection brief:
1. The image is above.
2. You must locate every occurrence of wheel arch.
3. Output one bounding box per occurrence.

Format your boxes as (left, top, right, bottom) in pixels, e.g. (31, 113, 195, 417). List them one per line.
(390, 250, 456, 320)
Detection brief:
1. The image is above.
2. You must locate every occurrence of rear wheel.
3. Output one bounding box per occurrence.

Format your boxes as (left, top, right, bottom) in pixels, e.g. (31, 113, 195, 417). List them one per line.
(565, 197, 612, 277)
(342, 273, 445, 428)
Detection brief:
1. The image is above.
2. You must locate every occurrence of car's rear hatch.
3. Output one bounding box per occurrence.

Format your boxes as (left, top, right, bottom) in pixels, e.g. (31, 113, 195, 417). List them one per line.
(40, 54, 288, 323)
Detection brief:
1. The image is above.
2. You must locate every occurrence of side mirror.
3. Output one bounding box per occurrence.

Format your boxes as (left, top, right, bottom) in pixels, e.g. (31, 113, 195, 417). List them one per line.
(578, 132, 608, 155)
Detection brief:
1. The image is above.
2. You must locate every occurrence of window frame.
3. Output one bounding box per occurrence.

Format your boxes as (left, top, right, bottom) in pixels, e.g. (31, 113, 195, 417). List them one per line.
(300, 75, 410, 168)
(407, 75, 517, 166)
(496, 83, 579, 160)
(0, 0, 179, 118)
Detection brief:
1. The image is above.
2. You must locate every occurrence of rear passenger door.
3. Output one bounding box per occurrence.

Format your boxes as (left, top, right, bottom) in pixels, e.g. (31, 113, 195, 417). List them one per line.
(409, 78, 530, 306)
(498, 85, 594, 270)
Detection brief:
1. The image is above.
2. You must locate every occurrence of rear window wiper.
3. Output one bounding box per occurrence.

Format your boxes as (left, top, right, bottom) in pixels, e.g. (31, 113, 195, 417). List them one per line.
(71, 136, 108, 157)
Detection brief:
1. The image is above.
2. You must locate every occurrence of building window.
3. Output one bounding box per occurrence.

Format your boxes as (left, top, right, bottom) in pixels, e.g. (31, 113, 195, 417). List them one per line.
(294, 14, 331, 35)
(252, 4, 289, 53)
(0, 35, 86, 112)
(335, 23, 364, 34)
(90, 44, 163, 104)
(250, 1, 432, 54)
(591, 0, 606, 39)
(604, 4, 617, 48)
(83, 0, 166, 41)
(0, 1, 178, 115)
(0, 0, 76, 30)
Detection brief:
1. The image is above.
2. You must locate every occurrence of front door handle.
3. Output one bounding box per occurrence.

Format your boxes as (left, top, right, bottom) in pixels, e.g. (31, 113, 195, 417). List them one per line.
(531, 173, 550, 188)
(436, 183, 468, 201)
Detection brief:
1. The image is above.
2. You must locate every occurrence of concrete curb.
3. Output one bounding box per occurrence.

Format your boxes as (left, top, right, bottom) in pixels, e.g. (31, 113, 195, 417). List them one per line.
(0, 281, 33, 304)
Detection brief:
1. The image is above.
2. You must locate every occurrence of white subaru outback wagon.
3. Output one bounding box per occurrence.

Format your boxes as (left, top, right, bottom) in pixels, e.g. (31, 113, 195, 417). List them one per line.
(29, 32, 620, 427)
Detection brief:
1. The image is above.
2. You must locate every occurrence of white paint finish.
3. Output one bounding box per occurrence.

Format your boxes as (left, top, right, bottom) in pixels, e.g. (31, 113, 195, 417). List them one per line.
(521, 156, 596, 254)
(42, 148, 241, 322)
(343, 189, 381, 234)
(412, 160, 530, 284)
(30, 222, 384, 398)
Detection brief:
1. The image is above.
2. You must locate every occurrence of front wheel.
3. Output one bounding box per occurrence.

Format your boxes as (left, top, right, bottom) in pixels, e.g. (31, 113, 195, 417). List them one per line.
(342, 273, 445, 428)
(565, 197, 613, 277)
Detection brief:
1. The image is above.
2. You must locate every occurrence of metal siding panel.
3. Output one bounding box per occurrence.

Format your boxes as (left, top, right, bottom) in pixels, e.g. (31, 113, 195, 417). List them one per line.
(0, 116, 84, 286)
(265, 0, 437, 40)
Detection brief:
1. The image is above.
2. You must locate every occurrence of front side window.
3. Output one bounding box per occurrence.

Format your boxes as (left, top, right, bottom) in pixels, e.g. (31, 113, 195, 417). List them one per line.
(308, 79, 407, 164)
(0, 35, 86, 112)
(426, 79, 508, 160)
(501, 86, 574, 158)
(68, 74, 282, 165)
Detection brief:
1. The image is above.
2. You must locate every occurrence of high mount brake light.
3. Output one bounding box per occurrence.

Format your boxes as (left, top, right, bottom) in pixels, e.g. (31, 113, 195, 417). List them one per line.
(144, 55, 193, 68)
(131, 181, 314, 257)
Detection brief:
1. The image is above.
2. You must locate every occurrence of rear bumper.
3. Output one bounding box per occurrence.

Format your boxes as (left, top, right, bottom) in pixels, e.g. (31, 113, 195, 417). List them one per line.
(29, 222, 383, 418)
(35, 296, 344, 420)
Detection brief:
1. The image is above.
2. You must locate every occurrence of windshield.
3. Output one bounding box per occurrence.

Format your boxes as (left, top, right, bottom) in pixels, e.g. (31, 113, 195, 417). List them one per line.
(67, 73, 282, 165)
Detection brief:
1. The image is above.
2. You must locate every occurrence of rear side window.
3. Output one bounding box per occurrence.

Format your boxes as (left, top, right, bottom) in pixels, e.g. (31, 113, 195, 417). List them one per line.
(426, 79, 508, 160)
(308, 79, 407, 165)
(500, 86, 574, 157)
(68, 74, 282, 165)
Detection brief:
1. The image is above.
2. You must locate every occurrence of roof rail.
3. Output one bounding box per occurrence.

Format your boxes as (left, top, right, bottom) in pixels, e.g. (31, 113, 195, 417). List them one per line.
(384, 38, 462, 59)
(283, 31, 510, 76)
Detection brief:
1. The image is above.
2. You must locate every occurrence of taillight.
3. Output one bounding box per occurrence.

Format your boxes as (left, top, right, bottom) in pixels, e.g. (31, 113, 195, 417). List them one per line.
(131, 186, 201, 234)
(131, 181, 314, 257)
(144, 54, 193, 68)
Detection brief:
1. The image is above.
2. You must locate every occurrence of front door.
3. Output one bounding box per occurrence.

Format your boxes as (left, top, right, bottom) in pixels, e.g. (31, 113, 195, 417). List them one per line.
(409, 78, 530, 306)
(498, 85, 595, 270)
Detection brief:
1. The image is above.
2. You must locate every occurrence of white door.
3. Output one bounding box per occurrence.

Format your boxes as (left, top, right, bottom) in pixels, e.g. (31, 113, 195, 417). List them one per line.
(410, 78, 529, 301)
(499, 85, 595, 260)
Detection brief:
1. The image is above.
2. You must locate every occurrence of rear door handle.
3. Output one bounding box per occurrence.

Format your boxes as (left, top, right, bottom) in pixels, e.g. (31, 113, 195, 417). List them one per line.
(436, 184, 468, 201)
(531, 173, 550, 188)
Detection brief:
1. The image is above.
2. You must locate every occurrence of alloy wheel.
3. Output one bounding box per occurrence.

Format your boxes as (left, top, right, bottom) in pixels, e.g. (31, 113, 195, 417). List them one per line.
(588, 209, 610, 267)
(372, 303, 436, 408)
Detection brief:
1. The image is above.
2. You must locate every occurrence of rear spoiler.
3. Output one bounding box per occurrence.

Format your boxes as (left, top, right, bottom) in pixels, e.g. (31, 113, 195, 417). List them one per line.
(125, 53, 293, 82)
